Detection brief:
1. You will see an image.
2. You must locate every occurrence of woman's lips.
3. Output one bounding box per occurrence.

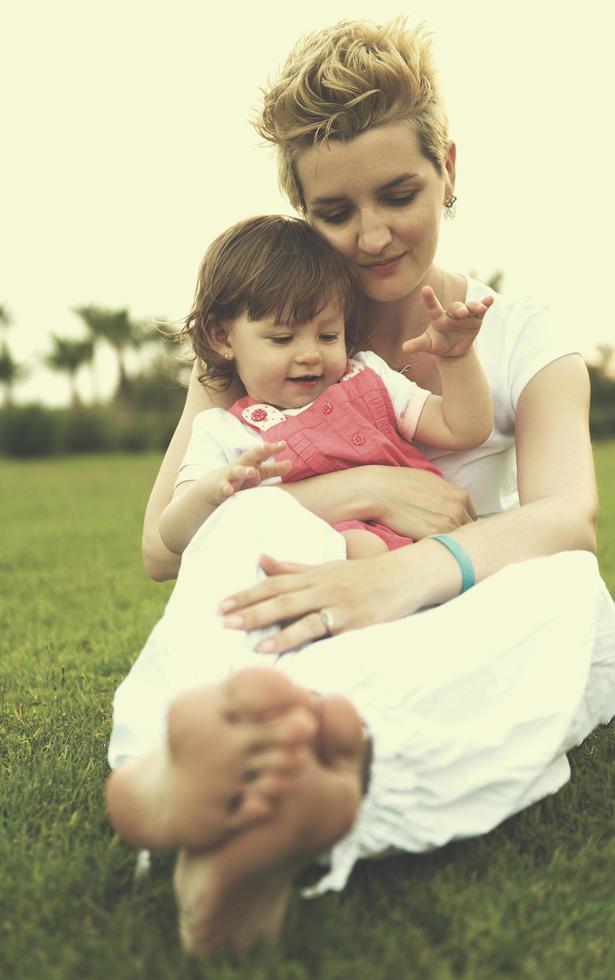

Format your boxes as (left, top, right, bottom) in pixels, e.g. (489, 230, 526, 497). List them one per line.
(361, 253, 406, 275)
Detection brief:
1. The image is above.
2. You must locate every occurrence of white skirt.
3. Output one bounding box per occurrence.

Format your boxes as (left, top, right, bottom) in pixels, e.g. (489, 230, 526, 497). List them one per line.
(108, 488, 615, 895)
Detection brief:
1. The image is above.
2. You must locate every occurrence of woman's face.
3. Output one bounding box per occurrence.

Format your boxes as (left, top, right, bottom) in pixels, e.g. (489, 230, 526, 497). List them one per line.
(296, 121, 455, 303)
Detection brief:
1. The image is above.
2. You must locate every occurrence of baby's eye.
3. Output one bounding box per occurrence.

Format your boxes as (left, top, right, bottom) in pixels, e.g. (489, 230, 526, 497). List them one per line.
(270, 336, 292, 345)
(320, 334, 340, 343)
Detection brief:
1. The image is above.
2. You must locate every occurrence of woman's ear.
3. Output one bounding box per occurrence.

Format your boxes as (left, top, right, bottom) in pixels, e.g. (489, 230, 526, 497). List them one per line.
(443, 141, 457, 201)
(204, 319, 232, 359)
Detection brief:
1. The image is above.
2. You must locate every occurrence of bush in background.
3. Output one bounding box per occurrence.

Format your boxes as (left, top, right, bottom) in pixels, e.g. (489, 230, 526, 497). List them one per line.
(0, 361, 613, 457)
(588, 366, 615, 439)
(0, 405, 178, 457)
(0, 405, 65, 457)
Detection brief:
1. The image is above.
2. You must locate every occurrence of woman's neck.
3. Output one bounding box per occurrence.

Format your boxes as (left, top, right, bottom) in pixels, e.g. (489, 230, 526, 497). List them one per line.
(362, 266, 465, 358)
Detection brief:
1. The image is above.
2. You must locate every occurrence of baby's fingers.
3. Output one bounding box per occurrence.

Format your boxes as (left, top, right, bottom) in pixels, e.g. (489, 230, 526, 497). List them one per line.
(224, 465, 257, 494)
(466, 299, 495, 319)
(259, 459, 293, 480)
(445, 301, 470, 319)
(401, 332, 433, 355)
(420, 285, 445, 319)
(454, 295, 494, 320)
(236, 441, 287, 467)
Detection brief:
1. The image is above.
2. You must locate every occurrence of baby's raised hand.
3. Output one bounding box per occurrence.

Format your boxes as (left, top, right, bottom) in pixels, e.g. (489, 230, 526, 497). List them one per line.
(216, 441, 292, 501)
(402, 286, 494, 359)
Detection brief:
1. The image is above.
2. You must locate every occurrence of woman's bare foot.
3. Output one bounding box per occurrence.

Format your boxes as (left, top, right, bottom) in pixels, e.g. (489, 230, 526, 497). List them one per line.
(106, 668, 321, 851)
(174, 683, 367, 957)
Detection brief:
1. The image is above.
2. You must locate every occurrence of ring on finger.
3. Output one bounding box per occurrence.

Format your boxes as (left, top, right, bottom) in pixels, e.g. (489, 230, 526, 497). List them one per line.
(320, 607, 335, 637)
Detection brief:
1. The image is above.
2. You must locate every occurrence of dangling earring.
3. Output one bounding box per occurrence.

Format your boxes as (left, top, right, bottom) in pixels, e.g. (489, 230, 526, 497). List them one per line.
(443, 194, 457, 220)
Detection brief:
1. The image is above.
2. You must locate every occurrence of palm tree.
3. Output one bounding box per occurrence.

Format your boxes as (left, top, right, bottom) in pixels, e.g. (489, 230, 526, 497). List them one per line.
(0, 342, 26, 407)
(486, 271, 504, 293)
(73, 305, 141, 400)
(595, 344, 614, 377)
(45, 336, 94, 408)
(0, 305, 12, 331)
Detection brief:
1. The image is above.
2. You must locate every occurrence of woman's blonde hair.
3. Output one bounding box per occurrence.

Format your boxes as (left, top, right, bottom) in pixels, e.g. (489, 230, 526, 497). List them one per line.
(179, 215, 364, 390)
(255, 17, 449, 211)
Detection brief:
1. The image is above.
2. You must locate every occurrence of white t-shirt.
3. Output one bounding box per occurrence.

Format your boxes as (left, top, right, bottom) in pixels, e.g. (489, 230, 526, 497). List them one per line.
(177, 277, 582, 516)
(412, 276, 582, 514)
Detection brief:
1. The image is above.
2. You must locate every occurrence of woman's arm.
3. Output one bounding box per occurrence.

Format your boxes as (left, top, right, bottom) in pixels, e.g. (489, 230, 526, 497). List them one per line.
(219, 355, 598, 654)
(142, 363, 243, 580)
(278, 466, 476, 535)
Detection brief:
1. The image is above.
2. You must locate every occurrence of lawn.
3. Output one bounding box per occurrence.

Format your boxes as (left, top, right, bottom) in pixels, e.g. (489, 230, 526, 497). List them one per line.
(1, 446, 614, 980)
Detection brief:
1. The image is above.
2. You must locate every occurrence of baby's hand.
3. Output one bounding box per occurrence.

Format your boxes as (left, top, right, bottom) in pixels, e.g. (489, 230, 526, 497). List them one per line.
(402, 286, 494, 359)
(214, 441, 292, 503)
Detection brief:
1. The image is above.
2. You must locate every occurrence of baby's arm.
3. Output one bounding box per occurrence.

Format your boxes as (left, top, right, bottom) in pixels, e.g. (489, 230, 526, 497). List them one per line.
(405, 286, 494, 450)
(159, 441, 291, 555)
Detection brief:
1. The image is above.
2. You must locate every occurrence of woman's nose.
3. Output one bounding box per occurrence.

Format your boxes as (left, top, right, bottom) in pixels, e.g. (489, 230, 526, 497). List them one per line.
(357, 211, 393, 254)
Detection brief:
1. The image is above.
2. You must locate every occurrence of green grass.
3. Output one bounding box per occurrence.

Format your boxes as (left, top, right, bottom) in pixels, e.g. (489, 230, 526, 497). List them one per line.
(1, 447, 615, 980)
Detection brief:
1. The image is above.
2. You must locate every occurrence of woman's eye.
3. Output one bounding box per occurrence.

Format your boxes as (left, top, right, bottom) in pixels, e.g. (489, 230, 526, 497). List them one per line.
(319, 211, 350, 225)
(385, 192, 417, 207)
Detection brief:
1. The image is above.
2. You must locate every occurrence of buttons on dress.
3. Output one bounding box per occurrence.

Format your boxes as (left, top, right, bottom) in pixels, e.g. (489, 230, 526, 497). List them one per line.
(352, 433, 365, 446)
(241, 403, 287, 431)
(321, 401, 333, 414)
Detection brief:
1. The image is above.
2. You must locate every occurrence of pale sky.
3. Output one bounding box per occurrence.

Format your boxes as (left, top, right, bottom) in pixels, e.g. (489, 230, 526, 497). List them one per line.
(2, 0, 614, 405)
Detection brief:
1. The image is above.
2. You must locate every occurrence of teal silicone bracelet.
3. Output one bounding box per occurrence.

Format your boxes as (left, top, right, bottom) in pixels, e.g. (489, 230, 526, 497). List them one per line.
(430, 534, 476, 594)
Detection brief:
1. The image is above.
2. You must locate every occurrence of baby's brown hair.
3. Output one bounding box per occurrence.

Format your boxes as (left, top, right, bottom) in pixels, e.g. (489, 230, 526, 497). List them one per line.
(180, 215, 364, 390)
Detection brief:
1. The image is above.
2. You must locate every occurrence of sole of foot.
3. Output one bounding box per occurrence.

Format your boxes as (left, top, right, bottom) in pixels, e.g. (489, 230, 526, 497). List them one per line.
(107, 667, 322, 851)
(174, 672, 366, 957)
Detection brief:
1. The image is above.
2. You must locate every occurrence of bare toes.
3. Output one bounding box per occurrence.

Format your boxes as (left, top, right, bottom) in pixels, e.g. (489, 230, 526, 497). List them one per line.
(247, 744, 307, 774)
(314, 694, 365, 769)
(254, 705, 318, 745)
(226, 792, 273, 829)
(224, 667, 313, 719)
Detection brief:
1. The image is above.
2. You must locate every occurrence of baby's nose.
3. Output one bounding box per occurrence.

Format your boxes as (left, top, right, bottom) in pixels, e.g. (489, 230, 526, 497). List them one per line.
(297, 347, 321, 363)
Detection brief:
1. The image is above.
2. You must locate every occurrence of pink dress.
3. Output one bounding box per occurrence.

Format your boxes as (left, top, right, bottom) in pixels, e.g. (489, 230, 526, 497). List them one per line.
(228, 361, 442, 551)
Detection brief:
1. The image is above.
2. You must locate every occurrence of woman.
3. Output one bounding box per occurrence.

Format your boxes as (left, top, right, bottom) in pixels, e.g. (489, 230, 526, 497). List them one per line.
(107, 18, 615, 956)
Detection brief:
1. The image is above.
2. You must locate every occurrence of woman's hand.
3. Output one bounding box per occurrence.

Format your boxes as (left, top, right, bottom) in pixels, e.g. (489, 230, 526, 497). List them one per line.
(219, 552, 417, 655)
(364, 466, 476, 538)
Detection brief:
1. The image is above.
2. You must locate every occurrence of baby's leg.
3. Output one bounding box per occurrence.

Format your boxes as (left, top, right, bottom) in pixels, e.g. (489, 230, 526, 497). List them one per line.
(342, 528, 388, 559)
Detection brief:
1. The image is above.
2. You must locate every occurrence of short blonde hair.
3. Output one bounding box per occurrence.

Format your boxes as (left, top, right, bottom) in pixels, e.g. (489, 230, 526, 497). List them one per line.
(180, 216, 364, 390)
(255, 18, 449, 211)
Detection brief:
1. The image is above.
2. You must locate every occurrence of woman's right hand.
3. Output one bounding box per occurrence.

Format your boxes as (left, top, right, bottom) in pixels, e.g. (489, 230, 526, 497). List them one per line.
(363, 465, 476, 539)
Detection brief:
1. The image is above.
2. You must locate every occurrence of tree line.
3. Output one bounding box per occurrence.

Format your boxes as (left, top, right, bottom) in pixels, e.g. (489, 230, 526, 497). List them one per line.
(0, 303, 184, 408)
(1, 280, 614, 453)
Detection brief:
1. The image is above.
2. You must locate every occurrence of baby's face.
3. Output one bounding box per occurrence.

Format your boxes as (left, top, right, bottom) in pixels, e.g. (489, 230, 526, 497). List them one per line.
(224, 300, 347, 409)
